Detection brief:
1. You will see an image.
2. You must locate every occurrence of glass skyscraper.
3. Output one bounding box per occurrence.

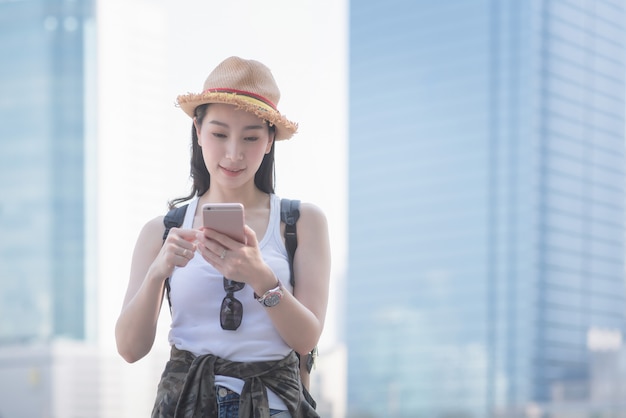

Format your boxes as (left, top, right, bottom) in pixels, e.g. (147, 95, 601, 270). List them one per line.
(347, 1, 625, 417)
(0, 0, 94, 343)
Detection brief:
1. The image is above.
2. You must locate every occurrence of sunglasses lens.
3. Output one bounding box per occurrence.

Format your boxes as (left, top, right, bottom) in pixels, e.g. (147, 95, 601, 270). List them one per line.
(220, 277, 245, 331)
(223, 278, 245, 292)
(220, 296, 243, 330)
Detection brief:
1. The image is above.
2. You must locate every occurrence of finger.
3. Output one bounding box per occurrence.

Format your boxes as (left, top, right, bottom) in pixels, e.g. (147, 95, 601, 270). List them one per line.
(242, 225, 256, 247)
(173, 254, 191, 268)
(194, 233, 218, 260)
(159, 249, 188, 274)
(200, 227, 245, 248)
(168, 230, 197, 254)
(205, 244, 227, 261)
(168, 227, 199, 244)
(195, 231, 228, 258)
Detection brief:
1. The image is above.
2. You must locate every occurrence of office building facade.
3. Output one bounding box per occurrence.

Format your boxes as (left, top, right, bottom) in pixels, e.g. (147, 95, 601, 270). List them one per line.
(0, 1, 97, 417)
(0, 0, 95, 344)
(347, 1, 625, 416)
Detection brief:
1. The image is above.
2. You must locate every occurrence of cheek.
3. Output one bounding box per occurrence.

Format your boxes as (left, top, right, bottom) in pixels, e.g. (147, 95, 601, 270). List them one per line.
(197, 133, 219, 151)
(198, 140, 221, 165)
(257, 141, 273, 158)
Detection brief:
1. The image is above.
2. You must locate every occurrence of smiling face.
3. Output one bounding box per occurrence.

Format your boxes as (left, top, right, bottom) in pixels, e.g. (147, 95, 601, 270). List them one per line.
(194, 103, 275, 193)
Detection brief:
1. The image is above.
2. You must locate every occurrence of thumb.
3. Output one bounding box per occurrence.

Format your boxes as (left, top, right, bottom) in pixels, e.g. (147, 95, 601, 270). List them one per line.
(176, 227, 200, 243)
(243, 224, 257, 247)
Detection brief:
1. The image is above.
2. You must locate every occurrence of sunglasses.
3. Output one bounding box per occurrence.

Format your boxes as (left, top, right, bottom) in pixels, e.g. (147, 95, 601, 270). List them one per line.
(221, 277, 245, 330)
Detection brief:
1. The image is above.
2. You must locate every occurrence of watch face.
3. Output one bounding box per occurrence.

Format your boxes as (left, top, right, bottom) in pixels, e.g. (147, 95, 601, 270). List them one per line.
(263, 292, 281, 307)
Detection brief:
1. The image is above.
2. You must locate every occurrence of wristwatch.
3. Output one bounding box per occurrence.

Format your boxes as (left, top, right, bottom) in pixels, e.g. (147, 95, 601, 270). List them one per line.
(256, 281, 284, 307)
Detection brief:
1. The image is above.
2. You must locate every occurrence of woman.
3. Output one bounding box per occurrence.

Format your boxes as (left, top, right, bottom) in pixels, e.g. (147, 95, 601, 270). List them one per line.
(115, 56, 330, 418)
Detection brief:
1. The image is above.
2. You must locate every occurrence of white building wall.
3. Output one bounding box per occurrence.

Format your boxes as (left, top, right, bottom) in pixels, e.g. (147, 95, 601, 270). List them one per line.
(0, 341, 99, 418)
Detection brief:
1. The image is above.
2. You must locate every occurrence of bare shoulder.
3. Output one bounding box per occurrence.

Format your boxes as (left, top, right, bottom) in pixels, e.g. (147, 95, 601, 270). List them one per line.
(298, 202, 328, 227)
(297, 202, 329, 239)
(137, 215, 167, 250)
(144, 215, 166, 235)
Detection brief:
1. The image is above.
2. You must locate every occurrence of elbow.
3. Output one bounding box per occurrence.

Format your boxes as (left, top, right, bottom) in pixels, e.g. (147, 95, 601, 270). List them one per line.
(294, 327, 323, 356)
(295, 342, 318, 358)
(116, 342, 147, 364)
(116, 338, 138, 363)
(115, 325, 150, 363)
(118, 348, 139, 364)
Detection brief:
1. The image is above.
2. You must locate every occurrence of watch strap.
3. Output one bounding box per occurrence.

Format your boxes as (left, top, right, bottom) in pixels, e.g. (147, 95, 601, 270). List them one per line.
(255, 281, 283, 305)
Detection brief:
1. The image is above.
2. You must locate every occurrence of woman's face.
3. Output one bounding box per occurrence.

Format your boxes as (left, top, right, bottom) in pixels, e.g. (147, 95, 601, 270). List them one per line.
(194, 103, 274, 190)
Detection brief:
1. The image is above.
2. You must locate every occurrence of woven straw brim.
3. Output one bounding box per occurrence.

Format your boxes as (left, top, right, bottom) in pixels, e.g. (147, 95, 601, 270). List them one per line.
(177, 92, 298, 141)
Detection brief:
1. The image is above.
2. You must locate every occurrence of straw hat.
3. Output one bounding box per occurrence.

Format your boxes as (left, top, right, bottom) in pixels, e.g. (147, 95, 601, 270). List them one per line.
(176, 56, 298, 140)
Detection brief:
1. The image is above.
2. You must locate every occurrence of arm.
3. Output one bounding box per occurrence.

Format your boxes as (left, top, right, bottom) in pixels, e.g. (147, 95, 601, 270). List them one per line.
(115, 216, 197, 363)
(259, 202, 331, 355)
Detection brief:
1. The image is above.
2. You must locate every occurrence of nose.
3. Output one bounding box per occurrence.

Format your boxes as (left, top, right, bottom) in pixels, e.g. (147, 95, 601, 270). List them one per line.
(225, 140, 243, 160)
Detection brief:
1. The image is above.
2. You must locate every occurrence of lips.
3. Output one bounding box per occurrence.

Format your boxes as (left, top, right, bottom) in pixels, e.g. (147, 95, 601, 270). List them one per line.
(220, 165, 245, 176)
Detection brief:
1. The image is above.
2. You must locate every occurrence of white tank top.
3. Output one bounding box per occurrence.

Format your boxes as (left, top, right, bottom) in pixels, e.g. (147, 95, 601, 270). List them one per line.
(167, 194, 293, 409)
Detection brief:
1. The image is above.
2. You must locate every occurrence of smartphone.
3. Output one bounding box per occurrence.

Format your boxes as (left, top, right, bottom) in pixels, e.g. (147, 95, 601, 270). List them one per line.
(202, 203, 245, 243)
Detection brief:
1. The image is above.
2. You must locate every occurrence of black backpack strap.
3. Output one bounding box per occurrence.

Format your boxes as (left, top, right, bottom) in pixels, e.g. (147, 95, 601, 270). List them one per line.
(163, 205, 188, 241)
(162, 204, 188, 311)
(280, 198, 300, 288)
(280, 198, 317, 378)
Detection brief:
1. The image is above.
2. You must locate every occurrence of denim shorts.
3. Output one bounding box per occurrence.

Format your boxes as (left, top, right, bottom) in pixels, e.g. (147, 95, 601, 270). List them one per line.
(216, 386, 291, 418)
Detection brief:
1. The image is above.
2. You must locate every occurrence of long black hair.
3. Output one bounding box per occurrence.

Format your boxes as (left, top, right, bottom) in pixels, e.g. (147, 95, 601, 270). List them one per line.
(168, 104, 276, 208)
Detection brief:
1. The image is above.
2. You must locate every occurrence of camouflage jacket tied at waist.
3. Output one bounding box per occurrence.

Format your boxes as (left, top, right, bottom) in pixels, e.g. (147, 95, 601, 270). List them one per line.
(152, 346, 319, 418)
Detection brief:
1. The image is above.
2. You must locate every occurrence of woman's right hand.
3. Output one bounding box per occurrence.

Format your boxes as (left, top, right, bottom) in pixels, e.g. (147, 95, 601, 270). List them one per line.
(148, 227, 198, 281)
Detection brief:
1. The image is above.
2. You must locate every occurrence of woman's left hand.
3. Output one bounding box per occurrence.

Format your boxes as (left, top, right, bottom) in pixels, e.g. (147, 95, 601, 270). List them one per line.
(195, 225, 274, 290)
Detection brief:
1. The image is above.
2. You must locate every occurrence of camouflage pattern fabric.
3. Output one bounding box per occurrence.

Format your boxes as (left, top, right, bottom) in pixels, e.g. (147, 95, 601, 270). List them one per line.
(151, 346, 319, 418)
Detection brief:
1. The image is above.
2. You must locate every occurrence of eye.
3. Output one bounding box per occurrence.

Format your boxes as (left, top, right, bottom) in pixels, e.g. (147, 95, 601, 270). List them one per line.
(244, 136, 259, 142)
(212, 132, 227, 139)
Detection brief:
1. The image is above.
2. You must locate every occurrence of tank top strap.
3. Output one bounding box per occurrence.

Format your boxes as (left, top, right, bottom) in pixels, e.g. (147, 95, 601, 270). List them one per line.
(259, 194, 283, 250)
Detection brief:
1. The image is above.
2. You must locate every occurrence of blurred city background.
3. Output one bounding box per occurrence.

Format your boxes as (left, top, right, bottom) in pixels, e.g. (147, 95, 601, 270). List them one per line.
(1, 0, 625, 417)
